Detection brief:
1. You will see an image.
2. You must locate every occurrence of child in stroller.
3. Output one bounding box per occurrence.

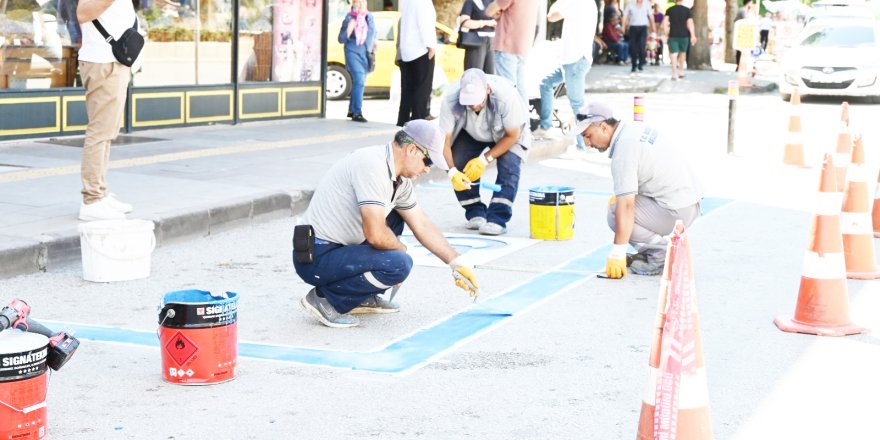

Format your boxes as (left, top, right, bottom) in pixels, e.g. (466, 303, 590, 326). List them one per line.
(646, 33, 658, 65)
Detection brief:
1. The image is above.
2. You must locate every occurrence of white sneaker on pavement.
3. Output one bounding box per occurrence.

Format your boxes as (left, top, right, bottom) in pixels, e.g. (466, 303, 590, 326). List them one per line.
(465, 217, 487, 230)
(532, 127, 562, 139)
(104, 194, 133, 213)
(78, 199, 126, 221)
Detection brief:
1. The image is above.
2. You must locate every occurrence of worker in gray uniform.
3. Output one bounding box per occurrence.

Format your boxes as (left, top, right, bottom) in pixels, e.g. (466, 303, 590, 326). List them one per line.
(574, 102, 701, 278)
(293, 120, 481, 328)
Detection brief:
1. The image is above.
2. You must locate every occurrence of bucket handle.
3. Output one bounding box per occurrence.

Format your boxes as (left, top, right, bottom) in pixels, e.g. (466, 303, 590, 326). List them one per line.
(0, 372, 48, 414)
(82, 229, 156, 261)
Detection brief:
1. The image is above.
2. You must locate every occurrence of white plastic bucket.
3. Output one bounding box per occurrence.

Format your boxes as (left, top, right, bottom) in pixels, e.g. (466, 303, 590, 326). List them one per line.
(78, 219, 156, 282)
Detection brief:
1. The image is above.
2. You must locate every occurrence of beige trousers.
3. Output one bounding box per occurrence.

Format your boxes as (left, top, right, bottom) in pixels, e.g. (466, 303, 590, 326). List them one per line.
(80, 61, 130, 204)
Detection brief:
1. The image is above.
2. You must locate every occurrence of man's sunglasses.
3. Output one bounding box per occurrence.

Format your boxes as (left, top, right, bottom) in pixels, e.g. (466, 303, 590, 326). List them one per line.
(576, 113, 601, 122)
(414, 144, 433, 167)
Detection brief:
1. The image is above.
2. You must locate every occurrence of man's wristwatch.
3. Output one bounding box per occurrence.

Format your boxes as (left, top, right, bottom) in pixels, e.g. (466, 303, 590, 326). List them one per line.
(483, 154, 494, 163)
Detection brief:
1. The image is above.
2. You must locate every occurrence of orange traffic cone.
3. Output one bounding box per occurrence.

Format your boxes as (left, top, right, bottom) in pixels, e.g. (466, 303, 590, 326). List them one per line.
(783, 91, 806, 167)
(842, 135, 880, 279)
(636, 221, 713, 440)
(774, 154, 868, 336)
(873, 171, 880, 238)
(833, 102, 852, 190)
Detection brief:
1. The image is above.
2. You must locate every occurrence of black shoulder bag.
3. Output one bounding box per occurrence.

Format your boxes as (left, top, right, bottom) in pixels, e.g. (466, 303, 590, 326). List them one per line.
(92, 18, 144, 67)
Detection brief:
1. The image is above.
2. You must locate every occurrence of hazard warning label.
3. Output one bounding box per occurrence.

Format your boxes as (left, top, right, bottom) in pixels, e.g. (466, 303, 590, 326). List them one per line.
(164, 331, 199, 366)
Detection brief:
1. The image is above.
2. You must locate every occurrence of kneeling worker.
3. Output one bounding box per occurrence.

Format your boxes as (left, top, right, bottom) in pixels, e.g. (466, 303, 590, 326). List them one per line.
(575, 102, 701, 278)
(439, 68, 529, 236)
(293, 120, 481, 328)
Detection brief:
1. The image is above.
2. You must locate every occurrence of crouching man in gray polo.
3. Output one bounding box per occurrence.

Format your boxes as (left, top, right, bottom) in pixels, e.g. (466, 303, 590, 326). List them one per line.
(575, 102, 701, 278)
(293, 120, 481, 328)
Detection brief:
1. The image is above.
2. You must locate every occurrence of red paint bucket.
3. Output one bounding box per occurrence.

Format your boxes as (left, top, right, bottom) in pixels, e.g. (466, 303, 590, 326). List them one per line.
(158, 290, 238, 385)
(0, 331, 49, 439)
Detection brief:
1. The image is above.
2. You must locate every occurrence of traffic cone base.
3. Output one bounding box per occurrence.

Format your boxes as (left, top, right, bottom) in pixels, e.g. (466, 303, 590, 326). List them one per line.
(636, 367, 712, 440)
(843, 233, 880, 279)
(774, 315, 867, 337)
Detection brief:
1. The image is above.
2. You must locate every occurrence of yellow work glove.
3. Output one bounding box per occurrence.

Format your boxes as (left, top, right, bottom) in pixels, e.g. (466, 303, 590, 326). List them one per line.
(605, 244, 628, 279)
(463, 154, 489, 182)
(448, 167, 472, 192)
(450, 257, 481, 300)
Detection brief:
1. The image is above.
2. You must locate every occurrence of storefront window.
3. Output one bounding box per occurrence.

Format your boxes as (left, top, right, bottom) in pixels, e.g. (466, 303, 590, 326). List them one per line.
(0, 0, 81, 89)
(136, 0, 234, 86)
(237, 0, 322, 82)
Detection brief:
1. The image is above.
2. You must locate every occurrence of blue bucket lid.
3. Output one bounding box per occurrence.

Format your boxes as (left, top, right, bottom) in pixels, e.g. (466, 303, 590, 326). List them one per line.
(162, 289, 238, 306)
(529, 186, 575, 193)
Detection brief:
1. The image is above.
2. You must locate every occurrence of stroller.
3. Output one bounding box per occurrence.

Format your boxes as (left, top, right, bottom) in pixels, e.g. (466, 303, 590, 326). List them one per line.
(528, 82, 571, 134)
(524, 40, 574, 135)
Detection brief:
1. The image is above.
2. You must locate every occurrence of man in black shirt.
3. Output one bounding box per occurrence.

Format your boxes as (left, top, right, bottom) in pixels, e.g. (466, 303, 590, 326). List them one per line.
(663, 0, 696, 80)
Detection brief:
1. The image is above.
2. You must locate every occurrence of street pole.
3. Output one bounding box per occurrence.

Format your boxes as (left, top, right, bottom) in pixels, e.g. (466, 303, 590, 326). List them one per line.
(727, 80, 738, 155)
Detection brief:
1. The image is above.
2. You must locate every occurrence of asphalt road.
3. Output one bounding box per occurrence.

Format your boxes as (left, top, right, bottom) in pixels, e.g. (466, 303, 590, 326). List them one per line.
(2, 92, 880, 439)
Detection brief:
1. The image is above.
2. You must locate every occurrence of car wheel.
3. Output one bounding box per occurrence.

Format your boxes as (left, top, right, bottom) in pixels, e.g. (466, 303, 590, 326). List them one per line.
(780, 93, 791, 102)
(326, 65, 351, 101)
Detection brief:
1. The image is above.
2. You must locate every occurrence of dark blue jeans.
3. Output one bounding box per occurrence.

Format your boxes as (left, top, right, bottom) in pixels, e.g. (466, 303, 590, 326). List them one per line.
(451, 130, 522, 227)
(628, 25, 648, 70)
(293, 212, 411, 314)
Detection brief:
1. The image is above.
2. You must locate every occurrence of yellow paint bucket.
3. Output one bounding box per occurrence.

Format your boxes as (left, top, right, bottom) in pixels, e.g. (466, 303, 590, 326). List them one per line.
(529, 186, 575, 240)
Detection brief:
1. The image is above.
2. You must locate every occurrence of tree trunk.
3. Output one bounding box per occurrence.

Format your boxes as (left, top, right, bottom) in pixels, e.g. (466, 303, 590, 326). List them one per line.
(724, 0, 738, 63)
(687, 0, 712, 70)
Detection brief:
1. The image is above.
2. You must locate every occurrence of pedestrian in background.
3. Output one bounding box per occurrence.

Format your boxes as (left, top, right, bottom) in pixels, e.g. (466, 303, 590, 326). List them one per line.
(457, 0, 497, 74)
(534, 0, 596, 153)
(574, 102, 701, 278)
(397, 0, 436, 126)
(759, 12, 772, 50)
(603, 17, 629, 64)
(604, 0, 621, 27)
(294, 120, 481, 328)
(485, 0, 538, 106)
(339, 0, 376, 123)
(651, 2, 664, 65)
(622, 0, 653, 73)
(439, 69, 528, 236)
(664, 0, 696, 80)
(734, 0, 755, 70)
(75, 0, 141, 221)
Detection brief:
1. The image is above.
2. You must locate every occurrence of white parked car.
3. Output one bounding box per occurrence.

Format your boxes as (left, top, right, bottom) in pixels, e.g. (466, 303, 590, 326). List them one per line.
(778, 18, 880, 102)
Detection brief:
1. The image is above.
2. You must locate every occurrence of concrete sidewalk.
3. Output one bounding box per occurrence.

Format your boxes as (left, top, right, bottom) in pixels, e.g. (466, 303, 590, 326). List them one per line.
(0, 64, 774, 279)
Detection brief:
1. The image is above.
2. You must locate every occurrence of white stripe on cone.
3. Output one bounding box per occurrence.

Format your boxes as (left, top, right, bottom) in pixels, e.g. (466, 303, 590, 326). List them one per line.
(643, 367, 710, 409)
(833, 153, 850, 169)
(846, 165, 870, 183)
(786, 132, 804, 145)
(841, 212, 874, 234)
(802, 251, 847, 279)
(815, 192, 844, 215)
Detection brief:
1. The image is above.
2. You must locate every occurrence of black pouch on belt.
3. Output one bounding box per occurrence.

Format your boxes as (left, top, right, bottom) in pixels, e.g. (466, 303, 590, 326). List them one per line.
(292, 225, 315, 264)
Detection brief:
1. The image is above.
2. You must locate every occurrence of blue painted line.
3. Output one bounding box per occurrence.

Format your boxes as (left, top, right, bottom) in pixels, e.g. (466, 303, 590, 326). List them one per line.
(44, 197, 732, 374)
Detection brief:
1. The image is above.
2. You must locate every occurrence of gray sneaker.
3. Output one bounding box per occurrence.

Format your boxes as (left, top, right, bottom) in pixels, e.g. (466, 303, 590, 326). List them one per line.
(300, 288, 359, 328)
(350, 294, 400, 314)
(465, 217, 487, 230)
(626, 253, 647, 267)
(479, 222, 506, 235)
(630, 259, 664, 276)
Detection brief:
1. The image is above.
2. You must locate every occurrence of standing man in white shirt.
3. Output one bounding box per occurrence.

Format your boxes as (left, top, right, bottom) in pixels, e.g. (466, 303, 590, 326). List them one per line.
(396, 0, 437, 127)
(75, 0, 140, 220)
(622, 0, 654, 73)
(534, 0, 597, 152)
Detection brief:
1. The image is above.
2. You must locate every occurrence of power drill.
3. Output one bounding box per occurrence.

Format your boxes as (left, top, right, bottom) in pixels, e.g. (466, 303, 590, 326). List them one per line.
(0, 298, 80, 371)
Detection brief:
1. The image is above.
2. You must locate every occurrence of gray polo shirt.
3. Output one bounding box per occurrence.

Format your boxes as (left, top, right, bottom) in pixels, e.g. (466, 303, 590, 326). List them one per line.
(439, 75, 530, 159)
(304, 143, 417, 245)
(607, 121, 701, 210)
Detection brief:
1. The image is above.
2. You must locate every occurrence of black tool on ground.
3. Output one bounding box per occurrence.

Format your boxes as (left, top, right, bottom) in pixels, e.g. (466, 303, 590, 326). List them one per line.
(0, 298, 80, 371)
(293, 224, 315, 264)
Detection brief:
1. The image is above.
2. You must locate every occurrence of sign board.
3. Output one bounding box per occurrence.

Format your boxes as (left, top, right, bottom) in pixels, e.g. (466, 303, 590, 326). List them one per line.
(733, 19, 759, 51)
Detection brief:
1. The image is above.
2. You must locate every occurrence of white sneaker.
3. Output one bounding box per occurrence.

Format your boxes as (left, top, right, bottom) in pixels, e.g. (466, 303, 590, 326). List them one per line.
(465, 217, 487, 230)
(104, 194, 133, 213)
(79, 199, 126, 221)
(533, 127, 562, 139)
